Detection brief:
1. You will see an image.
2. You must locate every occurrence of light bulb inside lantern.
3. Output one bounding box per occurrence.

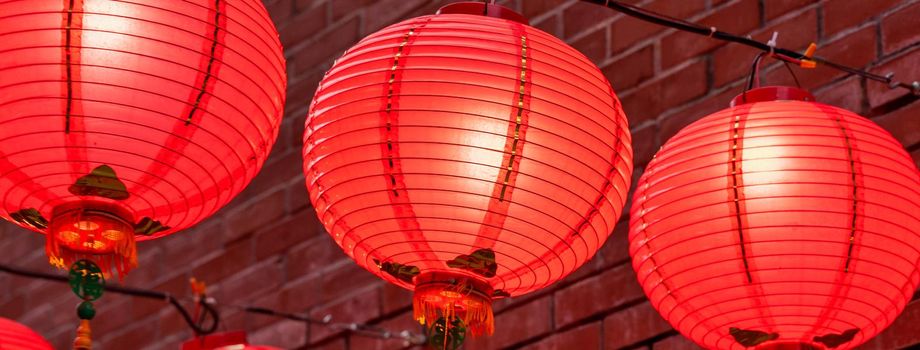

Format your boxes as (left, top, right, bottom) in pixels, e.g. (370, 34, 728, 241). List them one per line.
(75, 220, 100, 231)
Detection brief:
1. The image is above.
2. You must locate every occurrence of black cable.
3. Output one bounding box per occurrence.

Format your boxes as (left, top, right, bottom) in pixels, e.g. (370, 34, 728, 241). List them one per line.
(0, 263, 218, 335)
(581, 0, 920, 95)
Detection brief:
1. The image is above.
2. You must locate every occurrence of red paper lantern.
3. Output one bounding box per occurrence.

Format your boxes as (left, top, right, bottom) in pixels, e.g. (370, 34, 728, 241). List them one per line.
(304, 2, 631, 337)
(0, 317, 53, 350)
(630, 86, 920, 349)
(0, 0, 286, 276)
(181, 331, 281, 350)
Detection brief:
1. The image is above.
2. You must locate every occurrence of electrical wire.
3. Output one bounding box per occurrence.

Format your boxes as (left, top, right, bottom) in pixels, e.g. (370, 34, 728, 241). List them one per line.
(0, 263, 426, 346)
(583, 0, 920, 95)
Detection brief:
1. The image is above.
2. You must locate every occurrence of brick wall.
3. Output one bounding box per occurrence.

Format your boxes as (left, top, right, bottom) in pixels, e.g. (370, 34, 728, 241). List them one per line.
(2, 0, 920, 349)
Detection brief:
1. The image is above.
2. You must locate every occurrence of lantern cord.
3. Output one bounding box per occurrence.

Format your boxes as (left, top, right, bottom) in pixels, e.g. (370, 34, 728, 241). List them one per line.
(581, 0, 920, 95)
(0, 263, 216, 335)
(0, 263, 428, 347)
(746, 52, 802, 92)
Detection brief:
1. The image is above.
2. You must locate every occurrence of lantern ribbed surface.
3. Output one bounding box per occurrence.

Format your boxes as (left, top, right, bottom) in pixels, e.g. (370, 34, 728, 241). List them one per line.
(0, 1, 285, 274)
(630, 87, 920, 350)
(304, 3, 631, 336)
(0, 317, 53, 350)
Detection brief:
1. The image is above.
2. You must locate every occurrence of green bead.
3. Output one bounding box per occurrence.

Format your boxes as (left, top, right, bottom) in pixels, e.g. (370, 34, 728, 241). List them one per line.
(68, 260, 105, 301)
(77, 301, 96, 320)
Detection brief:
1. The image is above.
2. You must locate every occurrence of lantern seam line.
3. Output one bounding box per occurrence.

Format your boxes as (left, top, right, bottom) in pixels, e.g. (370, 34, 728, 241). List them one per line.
(834, 115, 860, 273)
(498, 34, 528, 202)
(730, 114, 754, 284)
(64, 0, 76, 134)
(385, 28, 415, 198)
(185, 0, 222, 126)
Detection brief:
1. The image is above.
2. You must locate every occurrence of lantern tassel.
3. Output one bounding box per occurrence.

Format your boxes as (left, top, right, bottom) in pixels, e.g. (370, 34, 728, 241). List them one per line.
(73, 319, 92, 350)
(413, 287, 494, 337)
(46, 232, 137, 279)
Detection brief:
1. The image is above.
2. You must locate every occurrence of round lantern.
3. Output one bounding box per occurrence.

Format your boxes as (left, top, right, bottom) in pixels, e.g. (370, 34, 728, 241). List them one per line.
(181, 331, 281, 350)
(303, 2, 632, 338)
(0, 317, 53, 350)
(0, 0, 286, 276)
(630, 86, 920, 349)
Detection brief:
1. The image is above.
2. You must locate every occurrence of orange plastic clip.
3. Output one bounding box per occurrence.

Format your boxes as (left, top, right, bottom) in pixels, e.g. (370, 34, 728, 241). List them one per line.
(800, 42, 817, 68)
(190, 277, 207, 297)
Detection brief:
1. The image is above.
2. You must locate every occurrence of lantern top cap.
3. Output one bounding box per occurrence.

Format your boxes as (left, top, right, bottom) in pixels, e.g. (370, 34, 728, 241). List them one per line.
(437, 2, 529, 24)
(731, 86, 816, 107)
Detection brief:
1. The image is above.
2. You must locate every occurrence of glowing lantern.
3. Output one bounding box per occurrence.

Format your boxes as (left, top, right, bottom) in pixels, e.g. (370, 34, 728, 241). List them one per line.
(630, 86, 920, 349)
(303, 2, 632, 340)
(0, 317, 53, 350)
(181, 331, 281, 350)
(0, 0, 286, 276)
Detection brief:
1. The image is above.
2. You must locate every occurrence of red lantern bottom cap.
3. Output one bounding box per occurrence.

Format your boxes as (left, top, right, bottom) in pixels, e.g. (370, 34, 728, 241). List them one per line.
(46, 202, 136, 278)
(755, 342, 824, 350)
(413, 272, 495, 337)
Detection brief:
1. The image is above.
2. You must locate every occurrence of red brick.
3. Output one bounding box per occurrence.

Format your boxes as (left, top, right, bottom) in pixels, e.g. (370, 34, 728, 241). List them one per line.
(822, 0, 900, 36)
(157, 219, 224, 272)
(859, 299, 920, 349)
(653, 335, 701, 350)
(253, 209, 321, 259)
(563, 2, 615, 38)
(290, 16, 361, 76)
(281, 274, 322, 312)
(569, 25, 608, 63)
(522, 0, 563, 18)
(532, 13, 560, 37)
(661, 0, 761, 68)
(604, 44, 655, 91)
(264, 0, 294, 27)
(554, 264, 644, 328)
(279, 3, 327, 48)
(286, 176, 311, 214)
(881, 2, 920, 54)
(712, 8, 818, 87)
(659, 86, 739, 142)
(873, 99, 920, 148)
(309, 286, 382, 342)
(631, 123, 659, 167)
(465, 295, 553, 349)
(611, 0, 707, 53)
(813, 76, 865, 114)
(249, 319, 307, 349)
(331, 0, 375, 20)
(620, 59, 709, 125)
(523, 322, 602, 350)
(213, 259, 283, 305)
(348, 310, 424, 350)
(285, 71, 324, 115)
(381, 282, 413, 314)
(286, 235, 347, 279)
(868, 47, 920, 108)
(603, 302, 673, 349)
(765, 25, 877, 91)
(362, 0, 429, 35)
(319, 262, 381, 303)
(224, 188, 286, 241)
(764, 0, 817, 20)
(192, 236, 254, 283)
(99, 321, 161, 349)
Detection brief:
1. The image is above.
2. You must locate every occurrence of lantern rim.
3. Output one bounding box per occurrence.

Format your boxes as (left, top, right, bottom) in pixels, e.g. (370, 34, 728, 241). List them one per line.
(437, 2, 529, 24)
(730, 86, 816, 106)
(754, 341, 825, 350)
